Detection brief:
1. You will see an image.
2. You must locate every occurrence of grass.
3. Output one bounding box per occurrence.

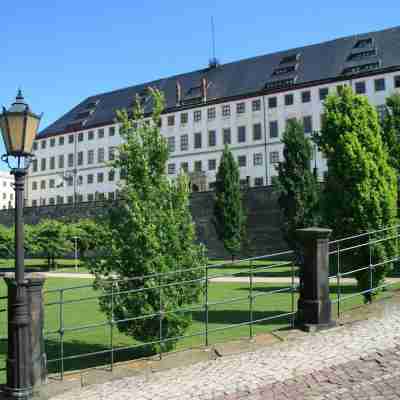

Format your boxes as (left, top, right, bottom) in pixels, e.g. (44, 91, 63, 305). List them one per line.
(0, 275, 398, 383)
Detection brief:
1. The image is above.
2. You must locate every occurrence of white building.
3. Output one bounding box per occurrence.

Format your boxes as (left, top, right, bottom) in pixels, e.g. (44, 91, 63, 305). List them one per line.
(27, 26, 400, 207)
(0, 171, 14, 209)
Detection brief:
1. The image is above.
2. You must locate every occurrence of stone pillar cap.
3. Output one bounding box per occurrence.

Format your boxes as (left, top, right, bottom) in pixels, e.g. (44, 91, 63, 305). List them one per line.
(296, 227, 332, 240)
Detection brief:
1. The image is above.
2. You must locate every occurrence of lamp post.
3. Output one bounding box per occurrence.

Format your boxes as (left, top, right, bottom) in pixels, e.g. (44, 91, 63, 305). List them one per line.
(0, 90, 42, 400)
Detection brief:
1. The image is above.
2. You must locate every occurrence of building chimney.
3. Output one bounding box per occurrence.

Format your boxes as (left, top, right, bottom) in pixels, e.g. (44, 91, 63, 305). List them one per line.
(176, 81, 182, 105)
(201, 78, 207, 102)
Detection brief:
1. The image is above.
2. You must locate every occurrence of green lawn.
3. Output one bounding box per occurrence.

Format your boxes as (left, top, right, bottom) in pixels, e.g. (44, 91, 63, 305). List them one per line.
(0, 276, 398, 382)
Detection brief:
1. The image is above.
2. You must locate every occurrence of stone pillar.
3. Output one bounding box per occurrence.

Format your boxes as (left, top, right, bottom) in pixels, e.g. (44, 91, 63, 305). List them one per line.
(3, 272, 46, 398)
(26, 274, 47, 388)
(296, 227, 335, 331)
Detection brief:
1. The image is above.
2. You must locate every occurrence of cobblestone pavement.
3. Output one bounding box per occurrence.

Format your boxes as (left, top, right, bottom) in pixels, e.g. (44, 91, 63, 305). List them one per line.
(51, 301, 400, 400)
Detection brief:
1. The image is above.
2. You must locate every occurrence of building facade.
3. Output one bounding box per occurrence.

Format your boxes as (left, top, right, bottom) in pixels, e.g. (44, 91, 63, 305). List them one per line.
(0, 171, 14, 209)
(27, 26, 400, 207)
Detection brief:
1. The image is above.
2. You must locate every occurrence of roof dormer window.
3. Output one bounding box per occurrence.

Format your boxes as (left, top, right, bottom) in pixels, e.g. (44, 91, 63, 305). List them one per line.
(279, 53, 300, 64)
(353, 38, 373, 49)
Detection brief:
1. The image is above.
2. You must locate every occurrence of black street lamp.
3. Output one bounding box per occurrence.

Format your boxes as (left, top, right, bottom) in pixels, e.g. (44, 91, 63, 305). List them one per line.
(0, 90, 41, 400)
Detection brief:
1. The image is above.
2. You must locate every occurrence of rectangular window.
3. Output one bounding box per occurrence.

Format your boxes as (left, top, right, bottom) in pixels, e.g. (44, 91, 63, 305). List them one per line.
(269, 121, 279, 138)
(180, 112, 188, 125)
(32, 181, 37, 191)
(270, 151, 280, 164)
(268, 97, 277, 109)
(285, 93, 294, 106)
(88, 131, 94, 140)
(375, 78, 386, 92)
(222, 104, 231, 117)
(40, 180, 46, 190)
(207, 107, 216, 120)
(194, 160, 202, 172)
(49, 197, 55, 205)
(394, 76, 400, 88)
(67, 196, 74, 204)
(168, 163, 176, 175)
(167, 115, 175, 126)
(236, 102, 245, 114)
(355, 81, 366, 94)
(68, 135, 74, 144)
(41, 158, 46, 171)
(78, 175, 83, 185)
(87, 193, 94, 201)
(67, 176, 73, 186)
(108, 170, 115, 181)
(109, 126, 115, 136)
(237, 126, 246, 143)
(41, 140, 47, 149)
(208, 159, 216, 170)
(319, 88, 329, 101)
(88, 150, 94, 165)
(98, 128, 105, 138)
(68, 153, 74, 168)
(59, 136, 64, 145)
(49, 179, 55, 189)
(50, 156, 55, 170)
(32, 200, 37, 207)
(78, 132, 84, 142)
(56, 196, 64, 204)
(180, 134, 188, 151)
(194, 110, 201, 122)
(33, 142, 38, 151)
(181, 162, 189, 173)
(167, 137, 175, 153)
(253, 123, 262, 140)
(98, 148, 105, 163)
(77, 194, 83, 203)
(32, 159, 38, 172)
(58, 155, 64, 169)
(208, 130, 216, 147)
(254, 177, 264, 186)
(87, 174, 94, 184)
(252, 99, 261, 111)
(223, 128, 231, 145)
(77, 151, 84, 166)
(109, 147, 116, 161)
(301, 91, 311, 103)
(303, 116, 313, 134)
(50, 138, 56, 147)
(253, 153, 263, 166)
(108, 192, 115, 201)
(97, 172, 104, 183)
(194, 132, 202, 149)
(238, 155, 247, 167)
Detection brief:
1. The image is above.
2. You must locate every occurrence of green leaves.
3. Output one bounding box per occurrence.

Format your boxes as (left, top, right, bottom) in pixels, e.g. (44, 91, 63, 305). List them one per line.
(275, 119, 319, 251)
(87, 88, 207, 353)
(318, 86, 397, 301)
(213, 145, 246, 258)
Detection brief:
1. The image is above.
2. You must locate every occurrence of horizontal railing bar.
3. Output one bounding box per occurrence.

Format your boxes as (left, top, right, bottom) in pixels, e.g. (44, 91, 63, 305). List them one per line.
(329, 225, 400, 245)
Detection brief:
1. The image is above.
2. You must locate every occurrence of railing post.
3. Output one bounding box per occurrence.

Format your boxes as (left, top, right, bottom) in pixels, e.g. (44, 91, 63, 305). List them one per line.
(296, 227, 335, 332)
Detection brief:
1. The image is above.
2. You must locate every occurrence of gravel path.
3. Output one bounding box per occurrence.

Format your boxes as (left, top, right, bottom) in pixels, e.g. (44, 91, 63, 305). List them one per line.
(50, 299, 400, 400)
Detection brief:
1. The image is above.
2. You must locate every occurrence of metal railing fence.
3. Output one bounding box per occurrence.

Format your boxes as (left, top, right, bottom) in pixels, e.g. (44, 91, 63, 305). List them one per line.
(329, 225, 400, 317)
(42, 250, 298, 380)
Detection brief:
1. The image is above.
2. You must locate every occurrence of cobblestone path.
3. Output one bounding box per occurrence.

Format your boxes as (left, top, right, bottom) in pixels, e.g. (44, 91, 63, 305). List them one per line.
(51, 301, 400, 400)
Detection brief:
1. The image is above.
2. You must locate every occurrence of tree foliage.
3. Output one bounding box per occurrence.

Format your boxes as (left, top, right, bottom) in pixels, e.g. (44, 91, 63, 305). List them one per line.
(381, 93, 400, 173)
(86, 88, 207, 353)
(275, 120, 320, 251)
(317, 86, 397, 301)
(213, 145, 246, 259)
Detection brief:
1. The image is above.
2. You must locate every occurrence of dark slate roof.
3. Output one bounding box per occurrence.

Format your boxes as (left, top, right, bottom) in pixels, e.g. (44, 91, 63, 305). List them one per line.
(39, 25, 400, 137)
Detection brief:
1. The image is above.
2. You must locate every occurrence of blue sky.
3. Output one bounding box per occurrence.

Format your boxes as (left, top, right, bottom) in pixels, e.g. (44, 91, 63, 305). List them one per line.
(0, 1, 399, 169)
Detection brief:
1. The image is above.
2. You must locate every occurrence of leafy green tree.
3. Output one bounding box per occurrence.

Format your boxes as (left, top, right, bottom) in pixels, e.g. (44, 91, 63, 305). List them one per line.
(381, 93, 400, 173)
(68, 219, 102, 260)
(317, 86, 397, 302)
(0, 225, 13, 259)
(33, 220, 73, 269)
(213, 145, 246, 260)
(86, 88, 207, 353)
(275, 120, 320, 251)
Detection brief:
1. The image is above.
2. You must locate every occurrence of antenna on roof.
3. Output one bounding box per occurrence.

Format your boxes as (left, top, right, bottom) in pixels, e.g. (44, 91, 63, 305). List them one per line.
(209, 16, 219, 69)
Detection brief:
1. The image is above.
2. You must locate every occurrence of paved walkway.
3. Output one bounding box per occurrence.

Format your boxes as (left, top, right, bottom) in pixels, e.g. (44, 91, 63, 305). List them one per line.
(51, 299, 400, 400)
